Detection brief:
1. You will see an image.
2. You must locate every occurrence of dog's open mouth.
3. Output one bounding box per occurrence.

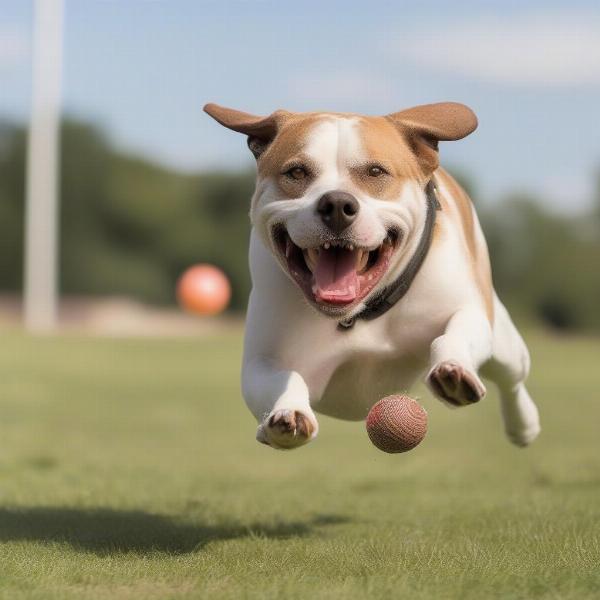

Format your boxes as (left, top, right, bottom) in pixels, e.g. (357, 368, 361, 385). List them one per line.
(274, 228, 399, 310)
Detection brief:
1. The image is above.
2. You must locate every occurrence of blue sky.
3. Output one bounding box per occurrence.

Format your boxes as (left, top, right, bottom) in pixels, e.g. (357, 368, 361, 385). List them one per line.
(1, 0, 600, 212)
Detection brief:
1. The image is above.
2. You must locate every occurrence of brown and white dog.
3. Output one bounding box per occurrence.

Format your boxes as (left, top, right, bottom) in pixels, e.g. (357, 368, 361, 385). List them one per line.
(204, 102, 540, 450)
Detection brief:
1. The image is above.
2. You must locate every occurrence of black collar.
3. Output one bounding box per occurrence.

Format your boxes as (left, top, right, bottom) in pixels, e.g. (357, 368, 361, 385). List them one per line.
(338, 178, 440, 331)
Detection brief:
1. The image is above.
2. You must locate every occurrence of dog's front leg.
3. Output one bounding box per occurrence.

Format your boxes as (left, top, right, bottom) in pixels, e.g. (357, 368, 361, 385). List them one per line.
(426, 307, 493, 407)
(242, 359, 318, 449)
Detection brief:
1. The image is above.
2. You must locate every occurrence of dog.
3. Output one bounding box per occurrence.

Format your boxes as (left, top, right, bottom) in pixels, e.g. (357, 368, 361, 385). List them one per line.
(204, 102, 540, 450)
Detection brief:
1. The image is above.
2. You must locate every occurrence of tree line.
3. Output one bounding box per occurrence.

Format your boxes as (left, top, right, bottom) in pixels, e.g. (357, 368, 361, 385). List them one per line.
(1, 119, 598, 331)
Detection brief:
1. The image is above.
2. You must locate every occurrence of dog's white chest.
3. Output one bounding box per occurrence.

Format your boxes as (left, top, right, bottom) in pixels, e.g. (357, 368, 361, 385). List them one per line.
(273, 307, 442, 421)
(311, 349, 424, 420)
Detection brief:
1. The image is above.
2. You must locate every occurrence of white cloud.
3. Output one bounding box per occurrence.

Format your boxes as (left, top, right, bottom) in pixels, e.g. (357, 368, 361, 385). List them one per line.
(390, 14, 600, 86)
(0, 26, 29, 70)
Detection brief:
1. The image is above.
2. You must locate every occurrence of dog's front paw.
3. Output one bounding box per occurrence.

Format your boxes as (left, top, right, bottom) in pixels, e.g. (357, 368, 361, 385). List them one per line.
(256, 409, 317, 450)
(427, 361, 486, 407)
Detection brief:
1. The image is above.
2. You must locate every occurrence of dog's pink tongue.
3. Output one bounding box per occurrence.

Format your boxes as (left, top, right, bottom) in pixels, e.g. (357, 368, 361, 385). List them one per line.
(314, 247, 358, 304)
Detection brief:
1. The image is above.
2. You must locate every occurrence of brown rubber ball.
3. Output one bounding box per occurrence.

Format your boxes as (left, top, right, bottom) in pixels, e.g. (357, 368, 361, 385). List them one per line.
(366, 395, 428, 453)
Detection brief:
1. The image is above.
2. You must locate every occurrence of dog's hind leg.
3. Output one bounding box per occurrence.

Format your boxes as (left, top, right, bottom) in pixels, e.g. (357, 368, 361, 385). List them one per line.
(481, 296, 540, 447)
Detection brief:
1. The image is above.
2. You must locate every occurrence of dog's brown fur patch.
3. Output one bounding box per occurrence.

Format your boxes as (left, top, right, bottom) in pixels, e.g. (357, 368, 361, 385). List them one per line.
(257, 113, 328, 198)
(351, 116, 425, 200)
(436, 168, 494, 323)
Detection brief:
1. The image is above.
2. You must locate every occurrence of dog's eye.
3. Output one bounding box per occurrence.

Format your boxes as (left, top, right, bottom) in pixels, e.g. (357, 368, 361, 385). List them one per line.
(285, 166, 308, 180)
(367, 165, 387, 177)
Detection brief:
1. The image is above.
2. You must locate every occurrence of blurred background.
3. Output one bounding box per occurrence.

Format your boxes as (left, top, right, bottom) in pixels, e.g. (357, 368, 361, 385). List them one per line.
(1, 4, 600, 596)
(1, 0, 599, 332)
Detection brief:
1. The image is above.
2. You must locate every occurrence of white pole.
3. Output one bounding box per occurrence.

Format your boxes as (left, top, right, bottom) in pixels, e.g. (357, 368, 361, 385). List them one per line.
(24, 0, 64, 332)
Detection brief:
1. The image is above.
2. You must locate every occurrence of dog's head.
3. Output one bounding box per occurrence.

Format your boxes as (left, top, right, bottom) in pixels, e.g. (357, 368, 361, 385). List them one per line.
(204, 103, 477, 318)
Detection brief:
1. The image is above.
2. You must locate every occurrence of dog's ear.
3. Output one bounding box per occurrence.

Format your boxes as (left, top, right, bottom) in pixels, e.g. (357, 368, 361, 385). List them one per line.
(387, 103, 477, 173)
(204, 103, 288, 159)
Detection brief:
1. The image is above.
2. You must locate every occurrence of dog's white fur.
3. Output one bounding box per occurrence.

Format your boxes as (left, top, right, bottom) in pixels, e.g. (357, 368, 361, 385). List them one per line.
(207, 107, 540, 450)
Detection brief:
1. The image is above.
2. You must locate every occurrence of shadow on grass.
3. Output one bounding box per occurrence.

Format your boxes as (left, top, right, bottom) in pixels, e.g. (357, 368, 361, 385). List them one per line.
(0, 507, 349, 556)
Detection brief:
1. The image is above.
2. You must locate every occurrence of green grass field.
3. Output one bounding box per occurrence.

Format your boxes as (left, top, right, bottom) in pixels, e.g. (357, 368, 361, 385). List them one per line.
(0, 327, 598, 599)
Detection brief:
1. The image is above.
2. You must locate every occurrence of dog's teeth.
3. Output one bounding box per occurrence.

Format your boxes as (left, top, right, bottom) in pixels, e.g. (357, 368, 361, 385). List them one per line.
(304, 248, 320, 273)
(357, 250, 369, 273)
(346, 243, 354, 251)
(309, 248, 320, 265)
(285, 238, 293, 258)
(323, 242, 330, 250)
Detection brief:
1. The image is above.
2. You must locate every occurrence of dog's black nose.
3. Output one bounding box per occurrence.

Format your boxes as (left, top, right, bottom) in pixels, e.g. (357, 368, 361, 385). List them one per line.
(316, 191, 359, 234)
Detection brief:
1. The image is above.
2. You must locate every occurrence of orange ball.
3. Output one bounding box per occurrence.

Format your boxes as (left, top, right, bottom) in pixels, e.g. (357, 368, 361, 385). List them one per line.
(176, 264, 231, 316)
